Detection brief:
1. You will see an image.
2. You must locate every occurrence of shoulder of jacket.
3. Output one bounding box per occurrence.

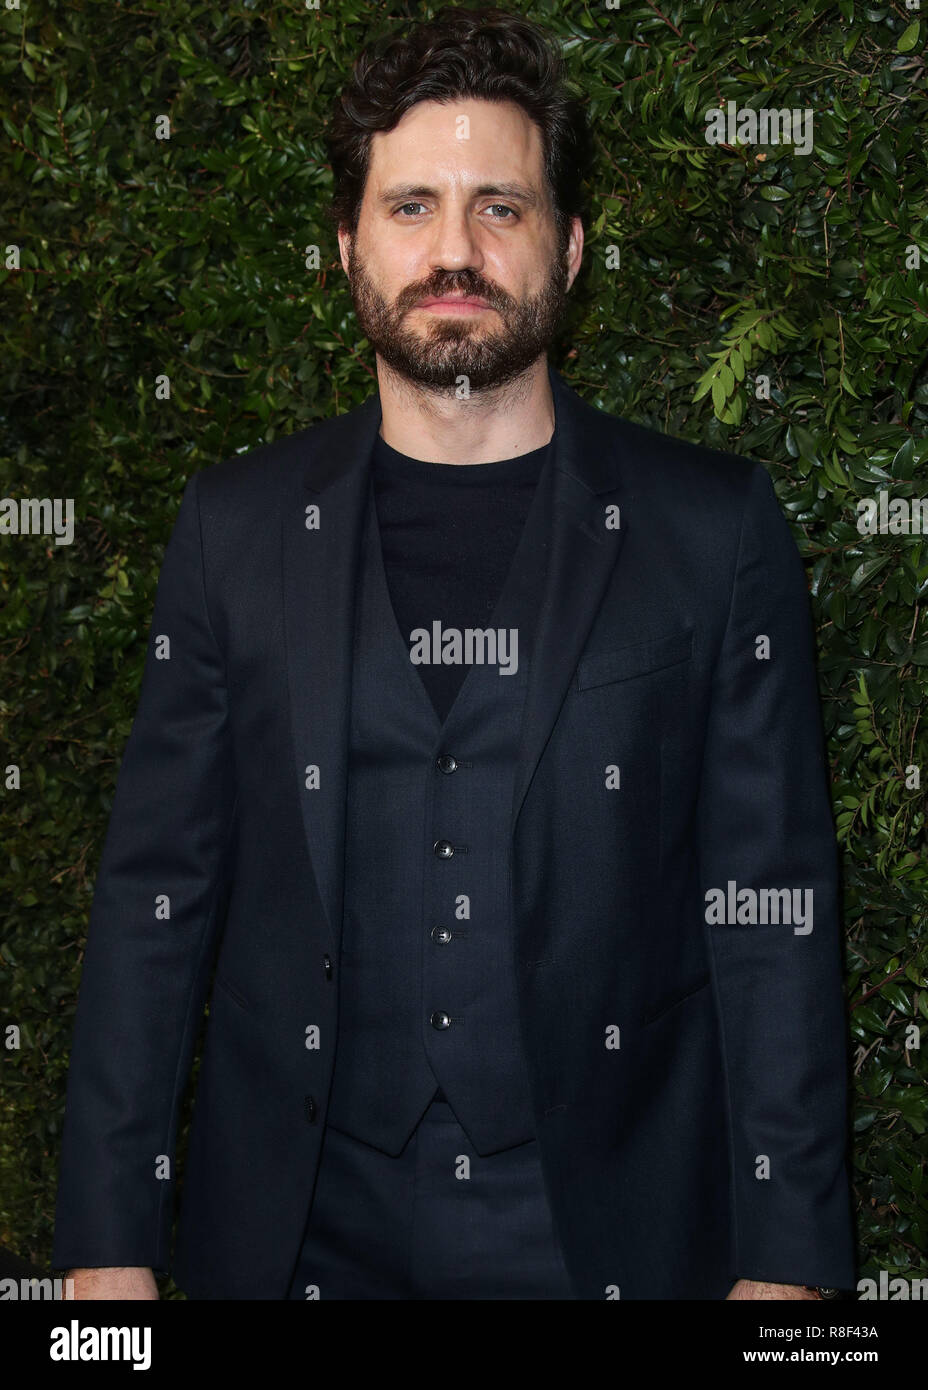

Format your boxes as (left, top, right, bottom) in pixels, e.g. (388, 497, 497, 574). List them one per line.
(184, 406, 366, 522)
(555, 374, 758, 484)
(575, 396, 769, 522)
(194, 421, 321, 493)
(611, 410, 762, 487)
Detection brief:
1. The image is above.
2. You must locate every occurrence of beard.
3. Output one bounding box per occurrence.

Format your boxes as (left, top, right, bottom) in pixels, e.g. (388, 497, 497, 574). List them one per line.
(345, 235, 570, 395)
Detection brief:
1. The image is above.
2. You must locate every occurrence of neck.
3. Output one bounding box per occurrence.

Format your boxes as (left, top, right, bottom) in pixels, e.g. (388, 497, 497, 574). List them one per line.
(374, 356, 555, 463)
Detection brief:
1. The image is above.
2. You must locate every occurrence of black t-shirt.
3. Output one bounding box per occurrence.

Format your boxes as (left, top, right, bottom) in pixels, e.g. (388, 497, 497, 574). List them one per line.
(371, 431, 550, 724)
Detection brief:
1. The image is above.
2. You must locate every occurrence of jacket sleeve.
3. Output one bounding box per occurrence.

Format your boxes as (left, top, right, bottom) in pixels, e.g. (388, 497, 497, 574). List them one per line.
(51, 472, 236, 1274)
(696, 460, 857, 1291)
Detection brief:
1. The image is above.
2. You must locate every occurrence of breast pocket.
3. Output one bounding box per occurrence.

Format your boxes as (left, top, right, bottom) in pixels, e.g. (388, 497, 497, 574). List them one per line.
(577, 628, 694, 692)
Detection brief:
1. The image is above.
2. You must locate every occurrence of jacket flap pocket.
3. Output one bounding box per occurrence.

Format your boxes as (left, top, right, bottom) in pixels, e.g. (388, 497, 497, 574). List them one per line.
(213, 971, 253, 1015)
(640, 975, 711, 1028)
(577, 628, 694, 691)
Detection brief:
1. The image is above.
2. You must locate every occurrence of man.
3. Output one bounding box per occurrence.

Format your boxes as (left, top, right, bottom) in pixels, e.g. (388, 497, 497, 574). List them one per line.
(52, 7, 856, 1299)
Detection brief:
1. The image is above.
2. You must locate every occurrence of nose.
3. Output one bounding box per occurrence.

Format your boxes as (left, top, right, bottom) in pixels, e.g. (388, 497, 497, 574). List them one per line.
(426, 204, 486, 276)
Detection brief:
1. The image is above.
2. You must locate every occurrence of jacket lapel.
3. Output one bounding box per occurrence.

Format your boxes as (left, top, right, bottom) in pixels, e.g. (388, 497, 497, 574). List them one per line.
(509, 367, 627, 833)
(282, 391, 381, 943)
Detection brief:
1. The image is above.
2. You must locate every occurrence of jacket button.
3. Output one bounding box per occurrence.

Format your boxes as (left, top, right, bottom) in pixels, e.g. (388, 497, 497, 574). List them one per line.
(304, 1095, 318, 1123)
(433, 839, 455, 859)
(431, 926, 452, 944)
(323, 954, 333, 980)
(430, 1010, 452, 1030)
(436, 754, 458, 774)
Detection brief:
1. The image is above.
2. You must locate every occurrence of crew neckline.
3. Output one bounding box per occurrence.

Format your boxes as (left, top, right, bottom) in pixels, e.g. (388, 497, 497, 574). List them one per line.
(372, 430, 552, 485)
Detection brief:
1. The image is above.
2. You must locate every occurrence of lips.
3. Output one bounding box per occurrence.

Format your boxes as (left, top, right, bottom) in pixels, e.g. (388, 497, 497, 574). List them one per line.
(417, 295, 491, 308)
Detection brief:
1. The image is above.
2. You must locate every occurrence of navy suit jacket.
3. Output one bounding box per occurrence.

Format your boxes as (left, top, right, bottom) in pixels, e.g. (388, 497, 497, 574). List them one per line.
(51, 364, 857, 1298)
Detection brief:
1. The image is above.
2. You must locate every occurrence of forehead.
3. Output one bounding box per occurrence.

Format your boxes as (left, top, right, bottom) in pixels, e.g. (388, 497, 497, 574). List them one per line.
(366, 98, 547, 192)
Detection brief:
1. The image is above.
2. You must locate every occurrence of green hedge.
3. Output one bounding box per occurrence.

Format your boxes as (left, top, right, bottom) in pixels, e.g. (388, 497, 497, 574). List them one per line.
(1, 0, 926, 1296)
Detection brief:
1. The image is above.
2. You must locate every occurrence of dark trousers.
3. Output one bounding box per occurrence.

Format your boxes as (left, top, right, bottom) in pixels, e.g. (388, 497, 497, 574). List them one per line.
(287, 1099, 575, 1299)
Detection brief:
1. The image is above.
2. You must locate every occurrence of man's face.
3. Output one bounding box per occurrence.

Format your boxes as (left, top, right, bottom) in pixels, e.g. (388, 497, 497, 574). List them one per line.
(338, 98, 582, 394)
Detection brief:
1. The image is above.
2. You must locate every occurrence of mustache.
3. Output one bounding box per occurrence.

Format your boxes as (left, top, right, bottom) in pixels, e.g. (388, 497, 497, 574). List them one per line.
(396, 272, 510, 313)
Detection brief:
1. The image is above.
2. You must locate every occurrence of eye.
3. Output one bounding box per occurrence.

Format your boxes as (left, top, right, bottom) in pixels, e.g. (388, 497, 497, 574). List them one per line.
(392, 202, 518, 220)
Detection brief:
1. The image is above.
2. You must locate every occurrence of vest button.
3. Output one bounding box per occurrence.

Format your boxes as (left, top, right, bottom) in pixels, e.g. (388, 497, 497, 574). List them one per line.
(304, 1095, 318, 1124)
(430, 1010, 452, 1030)
(431, 925, 452, 944)
(433, 839, 455, 859)
(436, 754, 458, 774)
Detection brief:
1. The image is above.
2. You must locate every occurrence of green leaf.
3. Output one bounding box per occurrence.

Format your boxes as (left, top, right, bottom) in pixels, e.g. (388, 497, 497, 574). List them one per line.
(896, 21, 920, 53)
(869, 139, 897, 176)
(850, 555, 892, 592)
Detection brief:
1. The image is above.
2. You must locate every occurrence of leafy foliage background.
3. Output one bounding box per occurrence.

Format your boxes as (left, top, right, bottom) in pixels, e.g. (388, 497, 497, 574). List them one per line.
(1, 0, 926, 1297)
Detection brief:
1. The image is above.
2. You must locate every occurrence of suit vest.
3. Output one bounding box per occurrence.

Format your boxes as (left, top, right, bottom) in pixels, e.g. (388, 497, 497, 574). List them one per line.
(325, 447, 554, 1155)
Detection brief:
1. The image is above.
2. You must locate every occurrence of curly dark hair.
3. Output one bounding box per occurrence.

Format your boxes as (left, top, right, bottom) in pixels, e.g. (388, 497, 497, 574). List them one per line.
(322, 5, 593, 253)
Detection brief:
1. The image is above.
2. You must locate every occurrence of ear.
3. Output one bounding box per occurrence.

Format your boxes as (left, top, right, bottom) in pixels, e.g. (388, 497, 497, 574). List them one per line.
(565, 215, 584, 293)
(337, 225, 352, 277)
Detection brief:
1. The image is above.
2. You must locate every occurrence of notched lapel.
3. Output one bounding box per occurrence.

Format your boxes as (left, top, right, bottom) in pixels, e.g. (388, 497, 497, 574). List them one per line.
(510, 369, 628, 832)
(281, 391, 382, 943)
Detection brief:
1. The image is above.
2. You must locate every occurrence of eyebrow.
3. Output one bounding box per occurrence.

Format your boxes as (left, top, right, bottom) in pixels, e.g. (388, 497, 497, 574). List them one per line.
(377, 182, 541, 209)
